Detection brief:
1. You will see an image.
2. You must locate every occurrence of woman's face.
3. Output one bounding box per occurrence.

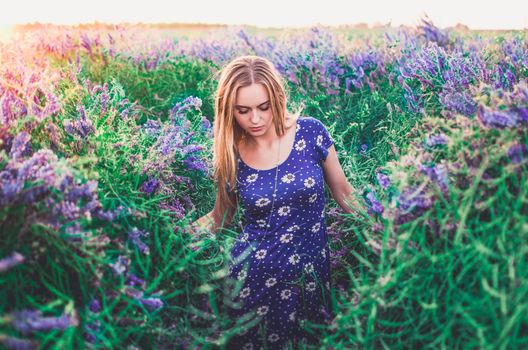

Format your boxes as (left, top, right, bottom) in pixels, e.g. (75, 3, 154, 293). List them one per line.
(233, 83, 274, 140)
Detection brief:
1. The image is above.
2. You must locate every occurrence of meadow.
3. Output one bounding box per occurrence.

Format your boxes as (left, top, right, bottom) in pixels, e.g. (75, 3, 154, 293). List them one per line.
(0, 19, 527, 349)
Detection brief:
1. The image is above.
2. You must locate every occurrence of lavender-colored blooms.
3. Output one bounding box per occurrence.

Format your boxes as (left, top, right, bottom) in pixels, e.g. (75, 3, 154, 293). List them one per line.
(88, 299, 102, 313)
(507, 143, 528, 164)
(419, 163, 449, 192)
(128, 227, 150, 255)
(109, 255, 130, 276)
(366, 191, 384, 215)
(477, 106, 519, 128)
(125, 274, 146, 287)
(359, 144, 369, 155)
(10, 310, 75, 335)
(418, 17, 451, 48)
(376, 172, 391, 190)
(169, 96, 202, 123)
(183, 155, 210, 175)
(140, 297, 164, 312)
(425, 133, 448, 147)
(140, 177, 159, 195)
(9, 131, 32, 161)
(0, 336, 38, 350)
(143, 119, 162, 137)
(0, 251, 25, 272)
(395, 185, 435, 225)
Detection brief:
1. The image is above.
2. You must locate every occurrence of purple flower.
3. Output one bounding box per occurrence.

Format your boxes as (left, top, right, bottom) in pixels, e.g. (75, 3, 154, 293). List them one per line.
(128, 227, 150, 255)
(9, 131, 32, 161)
(366, 191, 384, 215)
(477, 106, 518, 129)
(425, 133, 448, 147)
(507, 143, 528, 164)
(376, 172, 391, 190)
(0, 251, 24, 272)
(0, 336, 38, 350)
(125, 274, 146, 287)
(359, 144, 369, 155)
(109, 255, 130, 276)
(183, 155, 210, 175)
(140, 297, 164, 312)
(10, 309, 76, 335)
(395, 185, 434, 225)
(140, 177, 159, 195)
(88, 299, 102, 313)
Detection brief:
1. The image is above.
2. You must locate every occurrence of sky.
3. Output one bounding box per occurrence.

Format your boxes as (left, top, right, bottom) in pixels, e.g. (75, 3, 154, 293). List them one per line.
(0, 0, 527, 30)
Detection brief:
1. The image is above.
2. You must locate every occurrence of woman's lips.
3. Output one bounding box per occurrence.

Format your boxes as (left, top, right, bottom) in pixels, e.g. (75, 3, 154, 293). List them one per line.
(250, 126, 263, 132)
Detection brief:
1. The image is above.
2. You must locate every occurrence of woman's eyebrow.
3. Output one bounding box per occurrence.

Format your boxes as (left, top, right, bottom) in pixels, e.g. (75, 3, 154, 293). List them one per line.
(235, 100, 269, 109)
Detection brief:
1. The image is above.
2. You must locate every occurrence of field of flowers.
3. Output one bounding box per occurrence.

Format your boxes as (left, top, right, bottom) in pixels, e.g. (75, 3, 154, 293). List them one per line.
(0, 19, 527, 349)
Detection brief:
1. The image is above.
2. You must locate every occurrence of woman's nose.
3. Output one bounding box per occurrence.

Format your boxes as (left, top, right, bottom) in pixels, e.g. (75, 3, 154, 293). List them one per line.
(250, 110, 261, 123)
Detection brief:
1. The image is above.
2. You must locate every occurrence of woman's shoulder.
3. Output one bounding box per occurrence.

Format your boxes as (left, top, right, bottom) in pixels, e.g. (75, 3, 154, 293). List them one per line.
(297, 115, 327, 132)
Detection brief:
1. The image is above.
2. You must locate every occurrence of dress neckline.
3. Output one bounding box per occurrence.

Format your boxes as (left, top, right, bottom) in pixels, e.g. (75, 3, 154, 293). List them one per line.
(238, 118, 300, 172)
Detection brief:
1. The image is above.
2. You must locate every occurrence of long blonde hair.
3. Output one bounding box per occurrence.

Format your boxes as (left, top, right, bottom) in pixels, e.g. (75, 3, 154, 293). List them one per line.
(212, 55, 302, 225)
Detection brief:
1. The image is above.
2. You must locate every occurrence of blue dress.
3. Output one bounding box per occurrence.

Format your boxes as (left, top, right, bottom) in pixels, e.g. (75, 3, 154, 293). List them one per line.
(226, 116, 335, 349)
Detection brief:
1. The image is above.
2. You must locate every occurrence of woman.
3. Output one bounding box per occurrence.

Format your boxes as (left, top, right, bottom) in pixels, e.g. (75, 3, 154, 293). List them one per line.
(189, 55, 360, 349)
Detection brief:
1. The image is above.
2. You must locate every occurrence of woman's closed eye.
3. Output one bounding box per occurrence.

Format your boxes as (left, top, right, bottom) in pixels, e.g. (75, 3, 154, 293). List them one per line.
(239, 106, 270, 114)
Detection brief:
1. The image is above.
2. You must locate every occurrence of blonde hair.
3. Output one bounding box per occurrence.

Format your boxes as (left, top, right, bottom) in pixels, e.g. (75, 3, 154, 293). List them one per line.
(212, 55, 302, 227)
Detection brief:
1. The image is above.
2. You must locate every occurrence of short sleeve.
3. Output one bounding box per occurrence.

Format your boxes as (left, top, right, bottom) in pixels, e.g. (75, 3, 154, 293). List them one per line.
(311, 118, 334, 162)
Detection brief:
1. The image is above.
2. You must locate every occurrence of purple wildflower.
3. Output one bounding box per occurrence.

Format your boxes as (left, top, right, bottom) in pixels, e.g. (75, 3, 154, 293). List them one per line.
(425, 133, 448, 147)
(109, 255, 130, 276)
(0, 336, 38, 350)
(366, 191, 384, 215)
(128, 227, 150, 255)
(0, 251, 24, 272)
(125, 274, 146, 287)
(88, 299, 102, 313)
(477, 105, 518, 128)
(507, 143, 528, 164)
(10, 309, 76, 335)
(9, 131, 32, 161)
(140, 297, 164, 312)
(140, 177, 159, 195)
(376, 172, 391, 190)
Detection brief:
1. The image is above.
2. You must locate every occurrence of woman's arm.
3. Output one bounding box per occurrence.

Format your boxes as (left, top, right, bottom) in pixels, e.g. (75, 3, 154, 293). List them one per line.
(322, 145, 362, 214)
(188, 191, 237, 235)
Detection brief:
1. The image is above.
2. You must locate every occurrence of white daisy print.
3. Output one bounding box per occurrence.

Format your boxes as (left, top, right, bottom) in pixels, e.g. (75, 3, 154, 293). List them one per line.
(255, 249, 267, 260)
(311, 222, 321, 233)
(242, 343, 253, 350)
(238, 269, 247, 280)
(304, 262, 314, 274)
(241, 232, 249, 242)
(304, 177, 315, 188)
(280, 233, 293, 244)
(246, 173, 258, 183)
(257, 305, 269, 316)
(288, 253, 300, 265)
(326, 281, 331, 289)
(309, 193, 317, 203)
(265, 277, 277, 288)
(280, 289, 292, 300)
(281, 173, 295, 183)
(287, 225, 300, 232)
(306, 281, 317, 292)
(294, 139, 307, 151)
(296, 123, 300, 132)
(321, 248, 326, 258)
(278, 206, 291, 216)
(268, 333, 280, 343)
(239, 287, 251, 298)
(289, 311, 296, 322)
(316, 134, 323, 146)
(255, 197, 270, 207)
(256, 219, 266, 228)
